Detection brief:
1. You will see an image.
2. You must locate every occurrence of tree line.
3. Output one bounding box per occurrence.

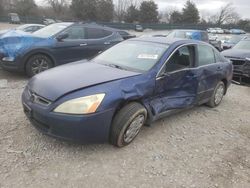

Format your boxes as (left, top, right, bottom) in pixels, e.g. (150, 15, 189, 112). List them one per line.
(0, 0, 250, 28)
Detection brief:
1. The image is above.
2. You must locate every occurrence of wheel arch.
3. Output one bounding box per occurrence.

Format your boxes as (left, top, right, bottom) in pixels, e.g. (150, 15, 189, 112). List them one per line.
(221, 78, 228, 94)
(111, 98, 153, 127)
(22, 49, 56, 72)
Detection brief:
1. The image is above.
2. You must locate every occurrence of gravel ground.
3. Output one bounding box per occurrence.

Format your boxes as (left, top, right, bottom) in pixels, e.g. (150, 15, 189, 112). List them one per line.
(0, 23, 250, 188)
(0, 23, 18, 30)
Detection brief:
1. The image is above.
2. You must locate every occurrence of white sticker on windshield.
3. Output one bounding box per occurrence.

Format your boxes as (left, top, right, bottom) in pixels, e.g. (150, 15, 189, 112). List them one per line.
(137, 54, 158, 60)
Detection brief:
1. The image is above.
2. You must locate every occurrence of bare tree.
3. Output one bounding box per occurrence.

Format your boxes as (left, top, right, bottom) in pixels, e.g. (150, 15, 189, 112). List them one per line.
(114, 0, 142, 22)
(0, 0, 4, 15)
(213, 3, 240, 25)
(160, 7, 180, 24)
(46, 0, 69, 18)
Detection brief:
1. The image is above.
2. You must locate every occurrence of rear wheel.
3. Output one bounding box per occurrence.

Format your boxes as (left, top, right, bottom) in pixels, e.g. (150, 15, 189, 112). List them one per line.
(207, 81, 225, 108)
(110, 102, 147, 147)
(25, 54, 53, 77)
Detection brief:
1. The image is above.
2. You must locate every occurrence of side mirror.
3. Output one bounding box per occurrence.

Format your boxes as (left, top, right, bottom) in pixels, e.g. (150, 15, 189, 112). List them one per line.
(156, 72, 169, 80)
(246, 58, 250, 62)
(56, 33, 69, 41)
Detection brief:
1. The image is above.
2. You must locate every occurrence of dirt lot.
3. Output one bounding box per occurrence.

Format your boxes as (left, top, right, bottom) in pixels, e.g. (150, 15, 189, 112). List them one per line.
(0, 23, 250, 188)
(0, 23, 18, 30)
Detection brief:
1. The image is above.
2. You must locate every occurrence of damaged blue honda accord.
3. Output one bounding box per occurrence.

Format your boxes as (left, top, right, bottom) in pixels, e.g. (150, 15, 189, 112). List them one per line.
(22, 37, 233, 147)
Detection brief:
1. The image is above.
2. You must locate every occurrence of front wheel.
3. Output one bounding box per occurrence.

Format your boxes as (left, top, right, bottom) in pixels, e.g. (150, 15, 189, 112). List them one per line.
(207, 81, 225, 108)
(25, 54, 53, 77)
(110, 102, 147, 147)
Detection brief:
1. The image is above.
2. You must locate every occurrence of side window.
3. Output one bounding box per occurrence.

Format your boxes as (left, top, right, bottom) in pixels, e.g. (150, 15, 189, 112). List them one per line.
(63, 26, 86, 40)
(198, 45, 215, 66)
(165, 45, 195, 73)
(86, 28, 112, 39)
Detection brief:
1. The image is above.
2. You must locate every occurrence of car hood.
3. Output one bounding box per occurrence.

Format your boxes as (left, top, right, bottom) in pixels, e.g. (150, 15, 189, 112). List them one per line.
(0, 30, 53, 58)
(221, 49, 250, 59)
(28, 61, 141, 101)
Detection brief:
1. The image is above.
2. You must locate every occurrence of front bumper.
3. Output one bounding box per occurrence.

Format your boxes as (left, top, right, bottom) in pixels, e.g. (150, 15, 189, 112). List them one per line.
(0, 60, 21, 72)
(22, 91, 115, 143)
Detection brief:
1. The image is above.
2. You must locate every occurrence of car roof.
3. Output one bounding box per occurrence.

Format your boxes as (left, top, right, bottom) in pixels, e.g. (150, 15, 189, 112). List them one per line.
(129, 37, 206, 46)
(72, 22, 118, 31)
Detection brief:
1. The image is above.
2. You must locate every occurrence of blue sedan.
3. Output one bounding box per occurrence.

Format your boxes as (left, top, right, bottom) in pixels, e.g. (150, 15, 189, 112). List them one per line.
(22, 37, 233, 147)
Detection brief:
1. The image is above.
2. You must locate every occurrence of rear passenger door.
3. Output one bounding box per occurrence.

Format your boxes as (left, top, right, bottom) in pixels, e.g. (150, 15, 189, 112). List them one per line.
(84, 27, 116, 58)
(196, 45, 222, 103)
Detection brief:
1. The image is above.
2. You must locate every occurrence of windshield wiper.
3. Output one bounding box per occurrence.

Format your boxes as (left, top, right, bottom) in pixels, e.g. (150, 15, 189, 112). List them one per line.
(104, 63, 128, 71)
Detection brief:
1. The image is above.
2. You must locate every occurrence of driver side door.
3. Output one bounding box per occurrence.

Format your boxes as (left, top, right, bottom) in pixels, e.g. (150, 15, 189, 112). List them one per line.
(53, 26, 89, 65)
(150, 44, 199, 117)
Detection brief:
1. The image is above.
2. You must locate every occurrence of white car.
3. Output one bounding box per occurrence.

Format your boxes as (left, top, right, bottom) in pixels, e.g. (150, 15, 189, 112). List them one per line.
(211, 28, 224, 34)
(15, 24, 45, 33)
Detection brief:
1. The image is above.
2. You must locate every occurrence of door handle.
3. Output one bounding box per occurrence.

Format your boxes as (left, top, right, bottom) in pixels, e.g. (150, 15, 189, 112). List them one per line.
(217, 67, 223, 71)
(104, 41, 111, 45)
(80, 43, 87, 46)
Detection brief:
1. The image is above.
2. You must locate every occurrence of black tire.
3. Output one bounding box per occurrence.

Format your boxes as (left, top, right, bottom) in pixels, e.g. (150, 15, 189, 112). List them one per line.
(110, 102, 147, 147)
(25, 54, 53, 77)
(207, 81, 225, 108)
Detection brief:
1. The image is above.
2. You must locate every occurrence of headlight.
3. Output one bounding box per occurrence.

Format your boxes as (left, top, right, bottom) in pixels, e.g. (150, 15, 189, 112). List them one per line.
(2, 57, 15, 62)
(54, 94, 105, 115)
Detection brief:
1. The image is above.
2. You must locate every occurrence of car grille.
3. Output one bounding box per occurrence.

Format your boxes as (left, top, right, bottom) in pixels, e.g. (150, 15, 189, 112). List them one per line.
(28, 90, 51, 106)
(230, 59, 246, 66)
(226, 57, 250, 77)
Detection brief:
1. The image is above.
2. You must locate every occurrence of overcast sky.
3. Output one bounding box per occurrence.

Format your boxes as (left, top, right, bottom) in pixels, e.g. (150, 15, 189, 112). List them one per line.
(155, 0, 250, 19)
(36, 0, 250, 19)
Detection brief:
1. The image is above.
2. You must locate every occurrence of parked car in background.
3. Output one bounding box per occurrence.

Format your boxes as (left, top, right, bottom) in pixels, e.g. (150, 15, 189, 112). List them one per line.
(222, 35, 249, 50)
(230, 29, 246, 35)
(207, 28, 214, 33)
(167, 30, 209, 43)
(209, 28, 224, 34)
(8, 13, 21, 24)
(22, 37, 233, 147)
(223, 29, 231, 34)
(117, 30, 136, 40)
(214, 28, 224, 34)
(0, 22, 123, 77)
(15, 24, 45, 33)
(208, 34, 222, 51)
(222, 38, 250, 82)
(0, 24, 45, 37)
(43, 19, 56, 25)
(135, 24, 143, 32)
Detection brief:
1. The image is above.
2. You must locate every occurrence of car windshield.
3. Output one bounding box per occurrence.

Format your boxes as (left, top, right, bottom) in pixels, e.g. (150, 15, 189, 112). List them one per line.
(94, 41, 168, 72)
(33, 23, 72, 38)
(233, 40, 250, 50)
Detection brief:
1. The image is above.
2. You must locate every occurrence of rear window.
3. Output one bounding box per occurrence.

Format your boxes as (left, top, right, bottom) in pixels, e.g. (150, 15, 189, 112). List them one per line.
(86, 28, 112, 39)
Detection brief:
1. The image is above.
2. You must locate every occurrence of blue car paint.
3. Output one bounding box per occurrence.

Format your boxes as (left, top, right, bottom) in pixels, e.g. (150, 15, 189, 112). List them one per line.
(22, 38, 233, 143)
(187, 31, 202, 41)
(0, 30, 54, 59)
